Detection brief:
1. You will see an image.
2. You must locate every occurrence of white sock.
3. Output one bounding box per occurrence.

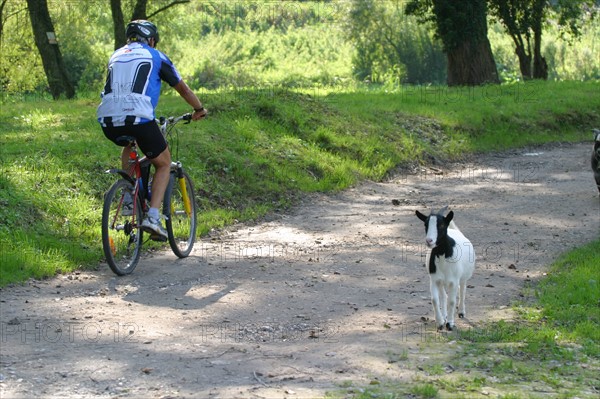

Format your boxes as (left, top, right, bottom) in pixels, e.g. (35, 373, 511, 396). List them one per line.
(148, 207, 160, 220)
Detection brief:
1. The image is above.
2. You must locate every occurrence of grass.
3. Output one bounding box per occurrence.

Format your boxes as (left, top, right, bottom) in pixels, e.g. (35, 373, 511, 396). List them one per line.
(459, 239, 600, 357)
(0, 81, 599, 285)
(449, 239, 600, 397)
(328, 240, 600, 399)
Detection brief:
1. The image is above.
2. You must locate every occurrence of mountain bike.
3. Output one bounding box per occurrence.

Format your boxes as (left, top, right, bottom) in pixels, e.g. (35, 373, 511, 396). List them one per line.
(101, 114, 197, 275)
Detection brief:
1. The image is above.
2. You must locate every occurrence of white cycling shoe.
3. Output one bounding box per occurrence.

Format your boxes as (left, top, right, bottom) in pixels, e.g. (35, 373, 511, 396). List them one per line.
(141, 216, 168, 240)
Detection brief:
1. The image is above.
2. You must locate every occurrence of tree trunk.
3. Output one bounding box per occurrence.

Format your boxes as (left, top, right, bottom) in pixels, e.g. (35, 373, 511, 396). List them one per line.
(432, 0, 499, 86)
(446, 37, 499, 86)
(532, 51, 547, 80)
(131, 0, 148, 20)
(515, 44, 533, 80)
(531, 0, 547, 80)
(110, 0, 126, 50)
(26, 0, 74, 99)
(0, 0, 7, 44)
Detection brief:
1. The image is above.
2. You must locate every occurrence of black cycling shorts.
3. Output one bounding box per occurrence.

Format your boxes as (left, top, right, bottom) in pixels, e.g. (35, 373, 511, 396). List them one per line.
(102, 121, 167, 159)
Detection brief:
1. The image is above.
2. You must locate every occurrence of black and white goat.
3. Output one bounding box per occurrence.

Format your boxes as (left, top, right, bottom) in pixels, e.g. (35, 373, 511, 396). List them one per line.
(415, 207, 475, 331)
(592, 129, 600, 193)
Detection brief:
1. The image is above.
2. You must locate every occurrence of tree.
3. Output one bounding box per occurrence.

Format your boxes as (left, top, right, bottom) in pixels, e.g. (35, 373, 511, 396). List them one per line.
(406, 0, 500, 86)
(26, 0, 75, 99)
(110, 0, 191, 50)
(489, 0, 597, 80)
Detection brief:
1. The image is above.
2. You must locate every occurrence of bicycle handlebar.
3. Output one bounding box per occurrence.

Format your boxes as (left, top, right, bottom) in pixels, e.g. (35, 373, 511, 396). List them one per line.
(158, 113, 192, 126)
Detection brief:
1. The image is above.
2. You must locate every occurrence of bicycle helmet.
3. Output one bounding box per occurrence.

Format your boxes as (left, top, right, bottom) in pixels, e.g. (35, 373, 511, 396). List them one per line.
(126, 20, 160, 44)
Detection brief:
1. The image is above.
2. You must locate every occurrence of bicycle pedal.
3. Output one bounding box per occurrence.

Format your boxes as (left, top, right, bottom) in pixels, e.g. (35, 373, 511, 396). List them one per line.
(150, 234, 167, 242)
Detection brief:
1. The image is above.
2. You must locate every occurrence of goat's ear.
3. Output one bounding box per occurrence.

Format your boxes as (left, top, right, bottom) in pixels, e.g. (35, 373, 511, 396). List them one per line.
(416, 210, 428, 221)
(445, 211, 454, 224)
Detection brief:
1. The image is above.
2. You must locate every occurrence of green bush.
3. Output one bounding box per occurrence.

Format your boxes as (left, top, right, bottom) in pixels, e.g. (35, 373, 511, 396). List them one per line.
(346, 0, 447, 84)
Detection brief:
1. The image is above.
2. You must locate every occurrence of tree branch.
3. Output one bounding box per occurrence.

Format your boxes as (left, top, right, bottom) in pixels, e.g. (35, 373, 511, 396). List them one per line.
(1, 1, 27, 22)
(147, 0, 190, 20)
(1, 2, 28, 46)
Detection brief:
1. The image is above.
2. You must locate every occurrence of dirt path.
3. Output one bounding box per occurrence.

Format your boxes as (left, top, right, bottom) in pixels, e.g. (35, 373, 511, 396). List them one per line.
(1, 143, 598, 398)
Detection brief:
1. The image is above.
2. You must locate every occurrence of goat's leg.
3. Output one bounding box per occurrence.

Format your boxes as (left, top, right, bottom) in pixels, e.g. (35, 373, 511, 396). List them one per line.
(458, 279, 467, 319)
(445, 281, 458, 331)
(439, 283, 447, 323)
(430, 279, 445, 330)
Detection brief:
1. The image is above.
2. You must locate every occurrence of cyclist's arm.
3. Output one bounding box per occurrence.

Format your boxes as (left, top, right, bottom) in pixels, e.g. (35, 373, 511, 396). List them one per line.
(174, 80, 206, 120)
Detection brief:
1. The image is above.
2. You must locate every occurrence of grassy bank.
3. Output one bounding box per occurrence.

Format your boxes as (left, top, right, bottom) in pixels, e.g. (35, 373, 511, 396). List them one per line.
(0, 80, 599, 285)
(329, 239, 600, 399)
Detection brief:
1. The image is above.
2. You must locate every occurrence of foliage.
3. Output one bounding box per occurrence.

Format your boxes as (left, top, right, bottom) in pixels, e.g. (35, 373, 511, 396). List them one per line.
(489, 16, 600, 82)
(0, 0, 44, 94)
(488, 0, 598, 80)
(182, 23, 352, 89)
(553, 0, 599, 37)
(159, 0, 351, 89)
(0, 0, 598, 96)
(0, 0, 112, 95)
(345, 0, 446, 84)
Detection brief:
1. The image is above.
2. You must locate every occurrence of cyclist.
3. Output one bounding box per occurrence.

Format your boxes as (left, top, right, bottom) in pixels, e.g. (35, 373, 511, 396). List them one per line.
(97, 20, 207, 240)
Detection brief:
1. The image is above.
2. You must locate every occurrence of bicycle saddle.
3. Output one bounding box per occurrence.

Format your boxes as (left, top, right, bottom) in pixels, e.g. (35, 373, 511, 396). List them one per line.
(115, 135, 136, 146)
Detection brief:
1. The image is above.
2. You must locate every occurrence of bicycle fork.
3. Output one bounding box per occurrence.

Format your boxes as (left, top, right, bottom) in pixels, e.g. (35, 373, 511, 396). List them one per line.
(172, 161, 192, 216)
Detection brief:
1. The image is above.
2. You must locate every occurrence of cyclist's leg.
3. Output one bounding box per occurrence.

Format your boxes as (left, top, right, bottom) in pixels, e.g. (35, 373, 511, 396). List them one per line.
(121, 145, 132, 171)
(133, 121, 170, 237)
(140, 148, 170, 237)
(148, 147, 171, 212)
(103, 125, 136, 212)
(132, 121, 169, 212)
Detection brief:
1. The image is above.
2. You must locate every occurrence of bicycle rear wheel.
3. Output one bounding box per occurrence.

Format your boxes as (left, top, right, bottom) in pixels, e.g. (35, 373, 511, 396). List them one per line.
(102, 179, 144, 275)
(164, 170, 197, 258)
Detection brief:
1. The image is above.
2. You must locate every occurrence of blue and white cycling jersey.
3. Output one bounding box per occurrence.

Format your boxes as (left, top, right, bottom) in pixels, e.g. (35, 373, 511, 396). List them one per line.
(97, 42, 182, 127)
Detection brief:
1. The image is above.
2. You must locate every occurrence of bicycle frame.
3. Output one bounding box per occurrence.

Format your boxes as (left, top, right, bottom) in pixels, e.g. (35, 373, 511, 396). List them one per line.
(105, 142, 151, 227)
(105, 113, 192, 218)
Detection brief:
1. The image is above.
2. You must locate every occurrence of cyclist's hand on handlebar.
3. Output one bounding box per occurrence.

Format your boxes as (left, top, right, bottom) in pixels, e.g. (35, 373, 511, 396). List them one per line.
(192, 108, 208, 121)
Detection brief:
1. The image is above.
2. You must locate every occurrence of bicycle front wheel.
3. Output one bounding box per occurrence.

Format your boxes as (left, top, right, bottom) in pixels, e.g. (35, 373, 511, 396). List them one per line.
(102, 179, 144, 275)
(164, 170, 197, 258)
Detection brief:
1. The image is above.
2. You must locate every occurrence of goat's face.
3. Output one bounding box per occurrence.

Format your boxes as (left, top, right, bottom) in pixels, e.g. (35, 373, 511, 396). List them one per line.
(416, 210, 454, 249)
(594, 130, 600, 158)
